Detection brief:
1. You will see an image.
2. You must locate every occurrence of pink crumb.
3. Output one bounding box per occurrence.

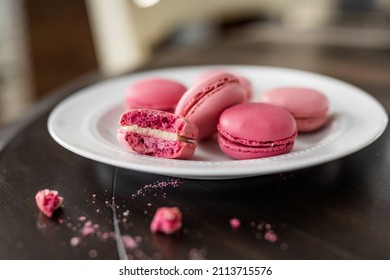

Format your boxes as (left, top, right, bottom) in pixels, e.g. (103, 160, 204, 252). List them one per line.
(35, 189, 64, 218)
(88, 249, 98, 258)
(280, 242, 289, 251)
(81, 220, 99, 236)
(229, 218, 241, 229)
(264, 230, 278, 243)
(150, 207, 182, 234)
(188, 248, 207, 260)
(70, 237, 81, 247)
(122, 235, 137, 249)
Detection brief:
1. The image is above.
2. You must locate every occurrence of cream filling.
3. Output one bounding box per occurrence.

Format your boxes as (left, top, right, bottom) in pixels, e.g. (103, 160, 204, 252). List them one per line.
(122, 125, 191, 142)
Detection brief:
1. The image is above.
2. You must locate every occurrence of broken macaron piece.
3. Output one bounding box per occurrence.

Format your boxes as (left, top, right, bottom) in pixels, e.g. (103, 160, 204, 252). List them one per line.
(117, 109, 198, 159)
(35, 189, 64, 217)
(150, 207, 183, 234)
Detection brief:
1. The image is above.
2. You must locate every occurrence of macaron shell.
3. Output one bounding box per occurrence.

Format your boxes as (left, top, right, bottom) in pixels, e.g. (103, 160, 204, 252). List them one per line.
(175, 73, 246, 140)
(218, 103, 297, 142)
(125, 78, 187, 111)
(296, 115, 329, 132)
(260, 87, 329, 132)
(260, 87, 328, 116)
(217, 103, 297, 160)
(236, 75, 252, 101)
(218, 133, 294, 160)
(196, 70, 252, 101)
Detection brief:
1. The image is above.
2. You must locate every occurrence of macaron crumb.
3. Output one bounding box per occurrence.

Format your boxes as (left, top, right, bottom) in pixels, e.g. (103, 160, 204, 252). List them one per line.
(280, 242, 289, 251)
(150, 207, 182, 234)
(70, 237, 81, 247)
(88, 249, 98, 258)
(229, 218, 241, 229)
(264, 230, 278, 243)
(122, 235, 137, 249)
(35, 189, 64, 218)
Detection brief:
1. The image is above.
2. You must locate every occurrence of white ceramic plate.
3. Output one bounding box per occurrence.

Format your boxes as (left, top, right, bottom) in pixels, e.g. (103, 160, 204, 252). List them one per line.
(48, 65, 388, 179)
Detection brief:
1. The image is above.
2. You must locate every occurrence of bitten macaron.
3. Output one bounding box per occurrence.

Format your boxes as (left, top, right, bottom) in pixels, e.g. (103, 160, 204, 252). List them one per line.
(117, 109, 198, 159)
(217, 103, 297, 160)
(260, 87, 329, 132)
(125, 78, 187, 112)
(175, 72, 246, 140)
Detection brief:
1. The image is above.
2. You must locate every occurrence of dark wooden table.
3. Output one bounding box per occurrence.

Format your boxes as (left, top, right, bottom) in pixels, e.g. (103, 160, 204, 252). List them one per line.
(1, 41, 389, 260)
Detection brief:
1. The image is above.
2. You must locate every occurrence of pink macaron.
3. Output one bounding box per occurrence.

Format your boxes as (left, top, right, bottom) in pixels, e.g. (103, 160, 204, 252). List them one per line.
(217, 103, 297, 160)
(117, 109, 198, 159)
(175, 72, 246, 140)
(260, 87, 329, 132)
(196, 70, 253, 101)
(125, 78, 187, 112)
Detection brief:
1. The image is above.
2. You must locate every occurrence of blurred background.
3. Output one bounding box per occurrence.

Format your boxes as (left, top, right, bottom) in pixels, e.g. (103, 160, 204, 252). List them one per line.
(1, 0, 390, 126)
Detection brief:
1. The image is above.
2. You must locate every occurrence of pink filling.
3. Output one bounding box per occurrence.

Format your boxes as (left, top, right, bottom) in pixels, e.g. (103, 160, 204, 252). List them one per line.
(124, 133, 193, 158)
(35, 189, 64, 218)
(150, 207, 182, 234)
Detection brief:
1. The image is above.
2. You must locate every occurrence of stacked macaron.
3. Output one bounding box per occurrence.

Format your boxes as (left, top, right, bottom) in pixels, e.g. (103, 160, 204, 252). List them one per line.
(117, 70, 329, 160)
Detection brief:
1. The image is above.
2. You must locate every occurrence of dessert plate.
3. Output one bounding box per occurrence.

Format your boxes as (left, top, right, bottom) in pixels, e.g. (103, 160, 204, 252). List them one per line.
(48, 65, 388, 179)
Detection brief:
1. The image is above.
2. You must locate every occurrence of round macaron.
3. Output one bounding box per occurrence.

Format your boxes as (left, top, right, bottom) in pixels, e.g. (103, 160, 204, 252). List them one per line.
(196, 70, 253, 101)
(125, 78, 187, 112)
(117, 109, 198, 159)
(260, 87, 329, 132)
(175, 72, 246, 140)
(217, 103, 297, 160)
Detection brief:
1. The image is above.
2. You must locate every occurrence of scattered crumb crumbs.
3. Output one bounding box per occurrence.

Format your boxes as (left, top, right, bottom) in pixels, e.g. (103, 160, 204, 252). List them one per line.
(131, 179, 182, 199)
